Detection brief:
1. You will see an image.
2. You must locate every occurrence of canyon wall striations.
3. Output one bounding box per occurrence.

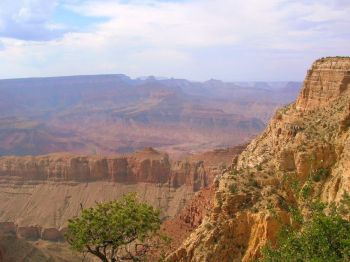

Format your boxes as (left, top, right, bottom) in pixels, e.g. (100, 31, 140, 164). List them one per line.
(168, 57, 350, 261)
(0, 146, 243, 243)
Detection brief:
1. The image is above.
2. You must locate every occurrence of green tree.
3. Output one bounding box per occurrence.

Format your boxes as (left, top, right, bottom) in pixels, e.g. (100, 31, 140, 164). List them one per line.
(260, 212, 350, 261)
(65, 193, 166, 262)
(260, 193, 350, 262)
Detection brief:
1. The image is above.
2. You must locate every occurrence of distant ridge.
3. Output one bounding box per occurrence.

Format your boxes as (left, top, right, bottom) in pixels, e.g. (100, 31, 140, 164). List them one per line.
(0, 74, 301, 156)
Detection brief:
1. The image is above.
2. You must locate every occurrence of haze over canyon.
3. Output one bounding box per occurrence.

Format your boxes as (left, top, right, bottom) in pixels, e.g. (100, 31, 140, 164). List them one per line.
(0, 57, 349, 262)
(0, 73, 301, 261)
(0, 76, 300, 157)
(0, 0, 349, 261)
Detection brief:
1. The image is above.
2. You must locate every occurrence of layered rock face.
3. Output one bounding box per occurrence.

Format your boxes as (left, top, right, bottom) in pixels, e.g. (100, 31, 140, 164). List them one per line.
(0, 146, 243, 243)
(296, 57, 350, 111)
(0, 75, 299, 157)
(0, 222, 63, 242)
(168, 57, 350, 261)
(161, 186, 215, 253)
(0, 147, 235, 187)
(0, 234, 87, 262)
(0, 148, 171, 183)
(172, 146, 247, 190)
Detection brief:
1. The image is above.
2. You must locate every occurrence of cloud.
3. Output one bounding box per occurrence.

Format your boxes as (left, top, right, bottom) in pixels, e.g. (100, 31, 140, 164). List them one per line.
(0, 40, 4, 51)
(0, 0, 349, 80)
(0, 0, 64, 41)
(66, 0, 350, 49)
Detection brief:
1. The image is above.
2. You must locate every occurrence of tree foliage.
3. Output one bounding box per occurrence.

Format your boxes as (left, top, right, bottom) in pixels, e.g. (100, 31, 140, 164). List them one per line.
(260, 210, 350, 261)
(260, 178, 350, 262)
(65, 193, 167, 262)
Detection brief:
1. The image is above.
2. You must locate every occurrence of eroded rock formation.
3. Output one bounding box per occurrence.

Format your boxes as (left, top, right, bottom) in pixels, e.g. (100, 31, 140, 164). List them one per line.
(0, 146, 243, 243)
(0, 148, 171, 183)
(161, 186, 215, 252)
(296, 57, 350, 111)
(168, 57, 350, 261)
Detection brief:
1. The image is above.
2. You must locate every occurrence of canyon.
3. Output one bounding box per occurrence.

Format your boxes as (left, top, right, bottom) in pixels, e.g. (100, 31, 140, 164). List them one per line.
(0, 146, 244, 245)
(168, 57, 350, 261)
(0, 76, 299, 156)
(4, 59, 346, 261)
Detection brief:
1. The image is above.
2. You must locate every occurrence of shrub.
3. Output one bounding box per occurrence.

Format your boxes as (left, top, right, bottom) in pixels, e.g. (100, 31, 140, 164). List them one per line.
(249, 178, 261, 189)
(65, 193, 167, 262)
(312, 168, 330, 182)
(260, 193, 350, 262)
(204, 223, 213, 230)
(229, 170, 238, 176)
(260, 214, 350, 262)
(229, 184, 238, 194)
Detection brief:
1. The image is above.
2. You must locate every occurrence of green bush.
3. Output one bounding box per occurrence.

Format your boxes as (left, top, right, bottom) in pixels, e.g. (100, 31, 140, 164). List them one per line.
(229, 170, 238, 176)
(229, 183, 238, 194)
(312, 168, 330, 182)
(65, 193, 167, 262)
(260, 213, 350, 262)
(260, 193, 350, 262)
(257, 164, 262, 171)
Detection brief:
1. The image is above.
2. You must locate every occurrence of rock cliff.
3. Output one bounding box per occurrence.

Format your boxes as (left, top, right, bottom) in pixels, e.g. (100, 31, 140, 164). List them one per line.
(161, 186, 215, 253)
(168, 57, 350, 261)
(0, 148, 171, 183)
(0, 147, 238, 188)
(0, 146, 243, 243)
(296, 57, 350, 111)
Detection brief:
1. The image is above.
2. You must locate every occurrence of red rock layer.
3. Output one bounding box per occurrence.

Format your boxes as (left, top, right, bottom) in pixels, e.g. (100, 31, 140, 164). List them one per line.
(161, 186, 215, 252)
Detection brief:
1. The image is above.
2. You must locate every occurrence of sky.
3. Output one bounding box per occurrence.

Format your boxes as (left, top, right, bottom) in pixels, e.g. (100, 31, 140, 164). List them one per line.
(0, 0, 349, 81)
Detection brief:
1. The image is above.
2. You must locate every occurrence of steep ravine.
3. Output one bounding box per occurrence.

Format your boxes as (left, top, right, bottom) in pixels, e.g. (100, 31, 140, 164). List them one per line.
(0, 147, 243, 243)
(168, 57, 350, 261)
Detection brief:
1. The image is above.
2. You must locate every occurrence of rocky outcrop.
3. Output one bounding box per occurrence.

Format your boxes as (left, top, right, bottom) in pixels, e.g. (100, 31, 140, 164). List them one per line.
(17, 226, 41, 240)
(0, 148, 171, 183)
(0, 146, 244, 243)
(41, 228, 64, 242)
(0, 222, 64, 242)
(170, 161, 208, 191)
(168, 57, 350, 261)
(296, 57, 350, 111)
(161, 186, 215, 253)
(0, 222, 16, 236)
(0, 147, 239, 189)
(170, 146, 246, 191)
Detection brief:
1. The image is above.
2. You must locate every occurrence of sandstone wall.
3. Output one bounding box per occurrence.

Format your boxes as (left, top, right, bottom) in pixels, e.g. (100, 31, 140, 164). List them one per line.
(0, 148, 171, 183)
(0, 147, 225, 190)
(296, 57, 350, 111)
(168, 57, 350, 261)
(0, 222, 63, 242)
(0, 146, 243, 243)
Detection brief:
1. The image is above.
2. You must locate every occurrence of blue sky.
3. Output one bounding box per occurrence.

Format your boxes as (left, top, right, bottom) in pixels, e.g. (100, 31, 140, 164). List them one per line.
(0, 0, 349, 81)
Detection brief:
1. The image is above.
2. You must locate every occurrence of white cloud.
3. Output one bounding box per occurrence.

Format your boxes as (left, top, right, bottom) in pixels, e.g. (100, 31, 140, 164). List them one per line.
(0, 0, 349, 80)
(0, 0, 63, 40)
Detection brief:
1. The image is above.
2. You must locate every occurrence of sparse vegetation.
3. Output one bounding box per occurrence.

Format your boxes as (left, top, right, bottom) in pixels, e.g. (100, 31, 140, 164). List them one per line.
(248, 178, 261, 189)
(229, 169, 238, 177)
(229, 183, 238, 194)
(261, 167, 350, 262)
(260, 195, 350, 262)
(252, 207, 259, 213)
(300, 180, 312, 200)
(204, 223, 214, 230)
(65, 193, 168, 262)
(312, 168, 330, 182)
